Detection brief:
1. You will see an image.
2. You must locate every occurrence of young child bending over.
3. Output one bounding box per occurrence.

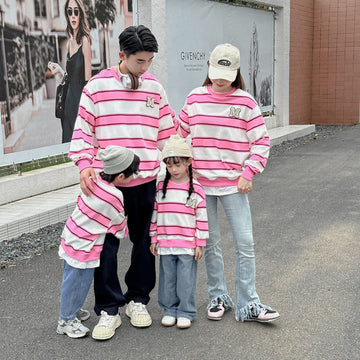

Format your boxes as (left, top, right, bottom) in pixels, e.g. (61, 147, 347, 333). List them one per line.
(150, 135, 208, 329)
(57, 145, 139, 338)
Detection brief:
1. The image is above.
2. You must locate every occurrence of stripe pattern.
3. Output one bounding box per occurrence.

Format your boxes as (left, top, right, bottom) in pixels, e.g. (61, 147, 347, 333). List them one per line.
(59, 177, 128, 267)
(178, 85, 270, 185)
(68, 68, 176, 185)
(150, 179, 208, 249)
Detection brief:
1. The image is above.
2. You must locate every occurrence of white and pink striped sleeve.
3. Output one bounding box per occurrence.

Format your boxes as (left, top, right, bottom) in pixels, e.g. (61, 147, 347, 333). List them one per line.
(68, 85, 96, 172)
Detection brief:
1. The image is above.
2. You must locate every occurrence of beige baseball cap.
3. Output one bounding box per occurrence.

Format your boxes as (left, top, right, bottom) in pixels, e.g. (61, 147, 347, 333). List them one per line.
(162, 135, 192, 160)
(208, 43, 240, 82)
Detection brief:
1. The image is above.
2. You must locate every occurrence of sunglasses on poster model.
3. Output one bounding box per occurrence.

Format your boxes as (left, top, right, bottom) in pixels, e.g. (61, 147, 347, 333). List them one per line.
(67, 8, 79, 17)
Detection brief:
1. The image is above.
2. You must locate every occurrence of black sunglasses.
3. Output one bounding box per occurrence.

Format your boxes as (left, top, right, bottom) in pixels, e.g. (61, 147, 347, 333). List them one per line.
(67, 8, 79, 17)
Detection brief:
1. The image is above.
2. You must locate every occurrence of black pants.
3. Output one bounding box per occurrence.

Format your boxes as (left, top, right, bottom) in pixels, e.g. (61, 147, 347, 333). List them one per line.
(94, 179, 157, 316)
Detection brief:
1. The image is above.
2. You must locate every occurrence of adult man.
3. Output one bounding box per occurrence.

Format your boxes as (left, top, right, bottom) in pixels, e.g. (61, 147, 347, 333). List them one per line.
(69, 25, 176, 340)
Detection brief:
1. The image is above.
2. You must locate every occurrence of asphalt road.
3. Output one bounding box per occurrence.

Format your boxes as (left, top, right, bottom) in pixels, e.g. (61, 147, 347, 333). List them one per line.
(1, 125, 359, 360)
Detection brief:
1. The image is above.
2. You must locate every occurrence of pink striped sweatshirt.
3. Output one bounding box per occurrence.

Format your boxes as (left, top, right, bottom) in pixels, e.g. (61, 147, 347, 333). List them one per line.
(150, 179, 208, 249)
(59, 176, 128, 269)
(178, 85, 270, 187)
(68, 68, 176, 187)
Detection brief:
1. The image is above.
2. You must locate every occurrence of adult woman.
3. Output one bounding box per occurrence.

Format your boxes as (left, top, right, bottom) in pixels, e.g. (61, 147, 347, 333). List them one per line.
(177, 43, 280, 323)
(48, 0, 91, 143)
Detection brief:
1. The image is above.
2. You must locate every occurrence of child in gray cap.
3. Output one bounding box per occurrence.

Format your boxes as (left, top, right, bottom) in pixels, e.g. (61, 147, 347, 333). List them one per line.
(57, 145, 139, 339)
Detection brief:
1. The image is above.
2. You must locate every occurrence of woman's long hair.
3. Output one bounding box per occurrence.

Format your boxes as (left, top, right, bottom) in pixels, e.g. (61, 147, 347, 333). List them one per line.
(203, 68, 245, 90)
(64, 0, 91, 45)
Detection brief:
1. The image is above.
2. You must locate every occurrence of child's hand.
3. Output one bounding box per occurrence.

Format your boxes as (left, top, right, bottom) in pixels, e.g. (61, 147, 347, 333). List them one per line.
(194, 246, 203, 260)
(150, 243, 158, 256)
(48, 61, 64, 76)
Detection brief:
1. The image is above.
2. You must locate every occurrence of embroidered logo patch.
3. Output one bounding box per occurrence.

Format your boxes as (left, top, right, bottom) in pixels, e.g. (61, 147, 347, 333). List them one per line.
(146, 96, 155, 108)
(229, 106, 241, 118)
(185, 197, 197, 208)
(218, 59, 231, 66)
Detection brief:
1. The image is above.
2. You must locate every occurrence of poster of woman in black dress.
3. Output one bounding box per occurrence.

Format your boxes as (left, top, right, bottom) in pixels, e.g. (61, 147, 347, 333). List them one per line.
(0, 0, 131, 164)
(48, 0, 92, 143)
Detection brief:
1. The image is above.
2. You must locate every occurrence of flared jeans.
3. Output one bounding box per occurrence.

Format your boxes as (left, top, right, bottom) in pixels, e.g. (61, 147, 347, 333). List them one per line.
(204, 192, 261, 320)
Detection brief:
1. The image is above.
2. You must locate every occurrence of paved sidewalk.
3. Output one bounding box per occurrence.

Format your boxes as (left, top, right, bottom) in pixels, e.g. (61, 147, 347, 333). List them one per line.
(0, 125, 359, 359)
(16, 98, 62, 152)
(0, 124, 314, 242)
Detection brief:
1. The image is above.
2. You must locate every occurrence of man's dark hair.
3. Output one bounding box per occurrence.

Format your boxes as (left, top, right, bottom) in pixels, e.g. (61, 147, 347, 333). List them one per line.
(119, 25, 158, 56)
(100, 154, 140, 183)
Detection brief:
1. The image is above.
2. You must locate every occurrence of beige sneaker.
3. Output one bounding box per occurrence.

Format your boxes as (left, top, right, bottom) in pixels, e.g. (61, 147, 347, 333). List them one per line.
(92, 310, 121, 340)
(125, 301, 152, 327)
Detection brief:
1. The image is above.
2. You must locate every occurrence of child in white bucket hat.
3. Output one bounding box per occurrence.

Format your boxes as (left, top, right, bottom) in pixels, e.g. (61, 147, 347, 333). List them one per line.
(57, 146, 139, 339)
(177, 44, 280, 323)
(149, 135, 208, 329)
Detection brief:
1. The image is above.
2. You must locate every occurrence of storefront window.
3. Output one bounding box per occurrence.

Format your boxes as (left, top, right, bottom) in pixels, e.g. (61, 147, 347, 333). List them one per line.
(34, 0, 47, 18)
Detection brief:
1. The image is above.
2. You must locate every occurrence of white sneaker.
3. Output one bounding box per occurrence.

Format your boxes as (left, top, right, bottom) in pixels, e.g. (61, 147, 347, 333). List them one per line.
(92, 310, 121, 340)
(176, 317, 191, 329)
(161, 315, 176, 327)
(56, 318, 89, 338)
(125, 301, 152, 327)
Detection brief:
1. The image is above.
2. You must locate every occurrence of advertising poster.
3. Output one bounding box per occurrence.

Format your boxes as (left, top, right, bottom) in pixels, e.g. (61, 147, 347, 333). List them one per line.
(166, 0, 274, 115)
(0, 0, 133, 166)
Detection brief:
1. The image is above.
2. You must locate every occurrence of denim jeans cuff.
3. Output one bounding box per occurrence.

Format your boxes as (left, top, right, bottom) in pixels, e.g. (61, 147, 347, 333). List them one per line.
(235, 301, 265, 322)
(207, 294, 234, 309)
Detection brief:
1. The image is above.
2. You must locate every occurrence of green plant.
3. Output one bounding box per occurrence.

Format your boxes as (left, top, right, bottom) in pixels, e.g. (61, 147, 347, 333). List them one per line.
(6, 36, 29, 109)
(83, 0, 97, 29)
(95, 0, 116, 67)
(30, 37, 55, 91)
(0, 155, 71, 177)
(215, 0, 270, 9)
(95, 0, 116, 27)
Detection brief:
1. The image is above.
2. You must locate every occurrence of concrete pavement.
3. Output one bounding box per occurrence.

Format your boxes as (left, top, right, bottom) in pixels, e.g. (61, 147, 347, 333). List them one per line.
(0, 95, 314, 241)
(16, 98, 62, 152)
(0, 123, 315, 241)
(0, 125, 359, 359)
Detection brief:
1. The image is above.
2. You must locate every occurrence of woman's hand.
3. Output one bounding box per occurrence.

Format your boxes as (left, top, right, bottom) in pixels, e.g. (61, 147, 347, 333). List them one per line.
(80, 167, 96, 196)
(48, 61, 65, 77)
(237, 177, 252, 194)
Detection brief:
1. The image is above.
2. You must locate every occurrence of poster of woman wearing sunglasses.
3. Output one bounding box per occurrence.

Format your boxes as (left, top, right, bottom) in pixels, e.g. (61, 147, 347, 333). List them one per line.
(48, 0, 92, 144)
(0, 0, 133, 165)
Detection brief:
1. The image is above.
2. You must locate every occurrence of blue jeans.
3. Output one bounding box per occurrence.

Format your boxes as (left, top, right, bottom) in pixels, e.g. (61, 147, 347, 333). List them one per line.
(204, 193, 261, 321)
(158, 254, 198, 320)
(60, 260, 94, 321)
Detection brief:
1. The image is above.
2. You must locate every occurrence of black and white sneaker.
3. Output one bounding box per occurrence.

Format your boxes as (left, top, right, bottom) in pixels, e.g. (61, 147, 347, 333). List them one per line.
(244, 304, 280, 322)
(207, 298, 225, 321)
(76, 309, 90, 321)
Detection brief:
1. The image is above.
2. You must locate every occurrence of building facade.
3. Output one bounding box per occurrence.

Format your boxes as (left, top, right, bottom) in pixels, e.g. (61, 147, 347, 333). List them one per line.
(289, 0, 358, 125)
